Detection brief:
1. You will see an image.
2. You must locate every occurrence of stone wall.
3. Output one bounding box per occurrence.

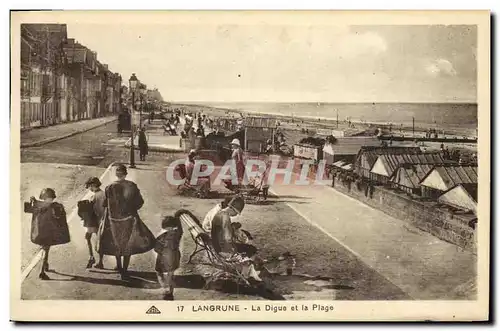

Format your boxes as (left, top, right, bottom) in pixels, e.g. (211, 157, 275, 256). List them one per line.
(331, 177, 477, 253)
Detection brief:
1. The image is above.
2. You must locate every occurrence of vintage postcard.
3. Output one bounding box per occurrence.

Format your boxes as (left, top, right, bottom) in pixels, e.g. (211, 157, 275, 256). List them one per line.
(10, 10, 490, 322)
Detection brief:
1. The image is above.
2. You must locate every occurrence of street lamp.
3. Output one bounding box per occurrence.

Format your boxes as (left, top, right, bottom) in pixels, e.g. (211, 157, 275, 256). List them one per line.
(128, 73, 138, 168)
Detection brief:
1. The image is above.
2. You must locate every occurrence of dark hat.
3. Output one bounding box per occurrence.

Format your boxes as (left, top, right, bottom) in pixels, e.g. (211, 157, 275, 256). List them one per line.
(85, 177, 102, 188)
(231, 222, 242, 229)
(161, 215, 180, 229)
(39, 188, 56, 199)
(221, 196, 233, 208)
(228, 196, 245, 213)
(115, 164, 128, 174)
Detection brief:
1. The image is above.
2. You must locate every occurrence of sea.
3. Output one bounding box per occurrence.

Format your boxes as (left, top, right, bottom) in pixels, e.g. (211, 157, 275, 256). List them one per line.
(198, 102, 478, 136)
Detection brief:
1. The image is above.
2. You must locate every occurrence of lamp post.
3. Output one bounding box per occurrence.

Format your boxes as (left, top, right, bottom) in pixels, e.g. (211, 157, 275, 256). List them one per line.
(128, 73, 138, 168)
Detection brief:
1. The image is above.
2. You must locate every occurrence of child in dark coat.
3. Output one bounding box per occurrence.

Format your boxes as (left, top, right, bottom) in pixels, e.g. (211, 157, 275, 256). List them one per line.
(154, 216, 183, 300)
(78, 177, 106, 269)
(24, 188, 70, 280)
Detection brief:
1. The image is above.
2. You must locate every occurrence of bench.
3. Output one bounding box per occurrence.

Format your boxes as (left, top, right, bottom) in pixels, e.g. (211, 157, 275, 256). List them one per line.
(162, 123, 177, 136)
(174, 209, 251, 286)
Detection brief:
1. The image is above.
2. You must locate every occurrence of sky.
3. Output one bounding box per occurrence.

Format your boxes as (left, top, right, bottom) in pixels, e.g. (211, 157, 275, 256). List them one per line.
(67, 24, 477, 103)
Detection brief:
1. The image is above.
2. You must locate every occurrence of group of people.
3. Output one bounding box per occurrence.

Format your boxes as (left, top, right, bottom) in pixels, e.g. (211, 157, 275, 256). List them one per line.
(25, 164, 179, 300)
(24, 160, 273, 300)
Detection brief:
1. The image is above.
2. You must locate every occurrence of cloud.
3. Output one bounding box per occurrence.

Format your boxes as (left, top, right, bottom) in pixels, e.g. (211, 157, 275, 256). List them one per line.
(425, 58, 457, 77)
(337, 31, 387, 57)
(305, 28, 387, 59)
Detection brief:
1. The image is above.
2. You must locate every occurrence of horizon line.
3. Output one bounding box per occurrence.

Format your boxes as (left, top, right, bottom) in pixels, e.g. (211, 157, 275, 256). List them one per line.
(166, 100, 478, 105)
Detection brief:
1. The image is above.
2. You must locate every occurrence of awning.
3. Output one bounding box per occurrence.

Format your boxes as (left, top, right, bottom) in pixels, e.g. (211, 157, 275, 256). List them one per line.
(341, 164, 353, 171)
(332, 160, 346, 168)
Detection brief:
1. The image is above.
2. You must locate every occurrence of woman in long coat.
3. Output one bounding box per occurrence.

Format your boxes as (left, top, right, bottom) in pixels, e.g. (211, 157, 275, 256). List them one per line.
(97, 164, 155, 279)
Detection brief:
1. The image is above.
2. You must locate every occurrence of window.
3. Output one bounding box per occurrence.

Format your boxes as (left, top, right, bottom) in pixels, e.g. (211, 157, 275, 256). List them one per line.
(34, 103, 39, 121)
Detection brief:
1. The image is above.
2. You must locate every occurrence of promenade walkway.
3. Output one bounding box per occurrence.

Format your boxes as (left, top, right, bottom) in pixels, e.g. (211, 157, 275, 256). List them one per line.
(125, 119, 183, 152)
(21, 116, 117, 148)
(124, 116, 213, 152)
(269, 171, 477, 300)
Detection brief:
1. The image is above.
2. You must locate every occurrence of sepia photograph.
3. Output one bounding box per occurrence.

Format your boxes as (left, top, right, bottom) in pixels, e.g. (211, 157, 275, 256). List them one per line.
(10, 10, 490, 322)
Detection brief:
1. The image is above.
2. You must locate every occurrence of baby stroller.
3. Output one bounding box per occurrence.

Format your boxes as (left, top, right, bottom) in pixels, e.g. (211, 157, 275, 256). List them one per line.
(223, 162, 270, 204)
(175, 163, 211, 199)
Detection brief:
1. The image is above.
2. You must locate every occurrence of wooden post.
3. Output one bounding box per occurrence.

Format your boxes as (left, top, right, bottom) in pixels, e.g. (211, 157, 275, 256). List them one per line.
(244, 127, 248, 151)
(271, 127, 275, 152)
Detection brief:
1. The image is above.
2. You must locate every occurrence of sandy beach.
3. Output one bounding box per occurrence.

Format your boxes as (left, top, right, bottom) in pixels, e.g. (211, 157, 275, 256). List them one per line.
(167, 102, 478, 139)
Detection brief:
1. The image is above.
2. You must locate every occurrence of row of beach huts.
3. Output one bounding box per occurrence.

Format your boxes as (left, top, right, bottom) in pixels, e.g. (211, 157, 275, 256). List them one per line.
(239, 116, 478, 216)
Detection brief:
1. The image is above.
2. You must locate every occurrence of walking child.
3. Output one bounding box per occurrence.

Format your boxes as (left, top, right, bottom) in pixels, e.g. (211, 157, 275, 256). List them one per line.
(24, 188, 70, 280)
(154, 216, 183, 300)
(78, 177, 106, 269)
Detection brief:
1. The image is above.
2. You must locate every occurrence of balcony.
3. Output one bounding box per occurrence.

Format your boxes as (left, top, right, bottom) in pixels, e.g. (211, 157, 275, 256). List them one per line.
(21, 86, 30, 98)
(41, 85, 54, 102)
(21, 70, 29, 81)
(55, 87, 66, 99)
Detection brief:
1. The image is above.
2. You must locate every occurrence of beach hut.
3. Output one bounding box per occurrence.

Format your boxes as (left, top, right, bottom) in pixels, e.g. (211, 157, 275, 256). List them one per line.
(390, 163, 435, 195)
(354, 146, 422, 180)
(243, 117, 278, 153)
(319, 137, 381, 166)
(370, 152, 445, 184)
(437, 183, 477, 214)
(419, 165, 478, 199)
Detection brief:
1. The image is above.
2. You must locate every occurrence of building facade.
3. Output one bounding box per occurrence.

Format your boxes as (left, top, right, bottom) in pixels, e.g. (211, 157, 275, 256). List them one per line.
(20, 24, 123, 130)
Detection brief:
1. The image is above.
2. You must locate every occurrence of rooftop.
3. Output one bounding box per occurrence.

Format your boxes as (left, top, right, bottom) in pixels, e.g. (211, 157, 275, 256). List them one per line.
(375, 152, 446, 177)
(421, 165, 478, 189)
(329, 137, 381, 155)
(391, 163, 437, 188)
(357, 146, 423, 169)
(243, 117, 278, 128)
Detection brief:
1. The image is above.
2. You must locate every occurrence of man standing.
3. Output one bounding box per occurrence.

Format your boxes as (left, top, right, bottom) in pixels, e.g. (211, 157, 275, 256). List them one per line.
(97, 164, 155, 280)
(138, 127, 149, 161)
(230, 139, 245, 185)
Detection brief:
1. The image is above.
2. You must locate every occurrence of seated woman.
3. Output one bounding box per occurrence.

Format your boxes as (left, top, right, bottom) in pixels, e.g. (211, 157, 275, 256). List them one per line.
(185, 150, 211, 194)
(210, 196, 261, 281)
(202, 196, 232, 232)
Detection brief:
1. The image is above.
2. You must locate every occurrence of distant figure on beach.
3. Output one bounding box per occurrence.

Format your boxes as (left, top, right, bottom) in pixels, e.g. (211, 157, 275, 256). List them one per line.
(265, 139, 273, 154)
(196, 125, 205, 137)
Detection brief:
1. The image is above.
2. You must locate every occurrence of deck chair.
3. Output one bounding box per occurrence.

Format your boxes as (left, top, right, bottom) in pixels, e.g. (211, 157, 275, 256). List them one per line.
(174, 209, 251, 286)
(175, 164, 210, 198)
(236, 161, 272, 203)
